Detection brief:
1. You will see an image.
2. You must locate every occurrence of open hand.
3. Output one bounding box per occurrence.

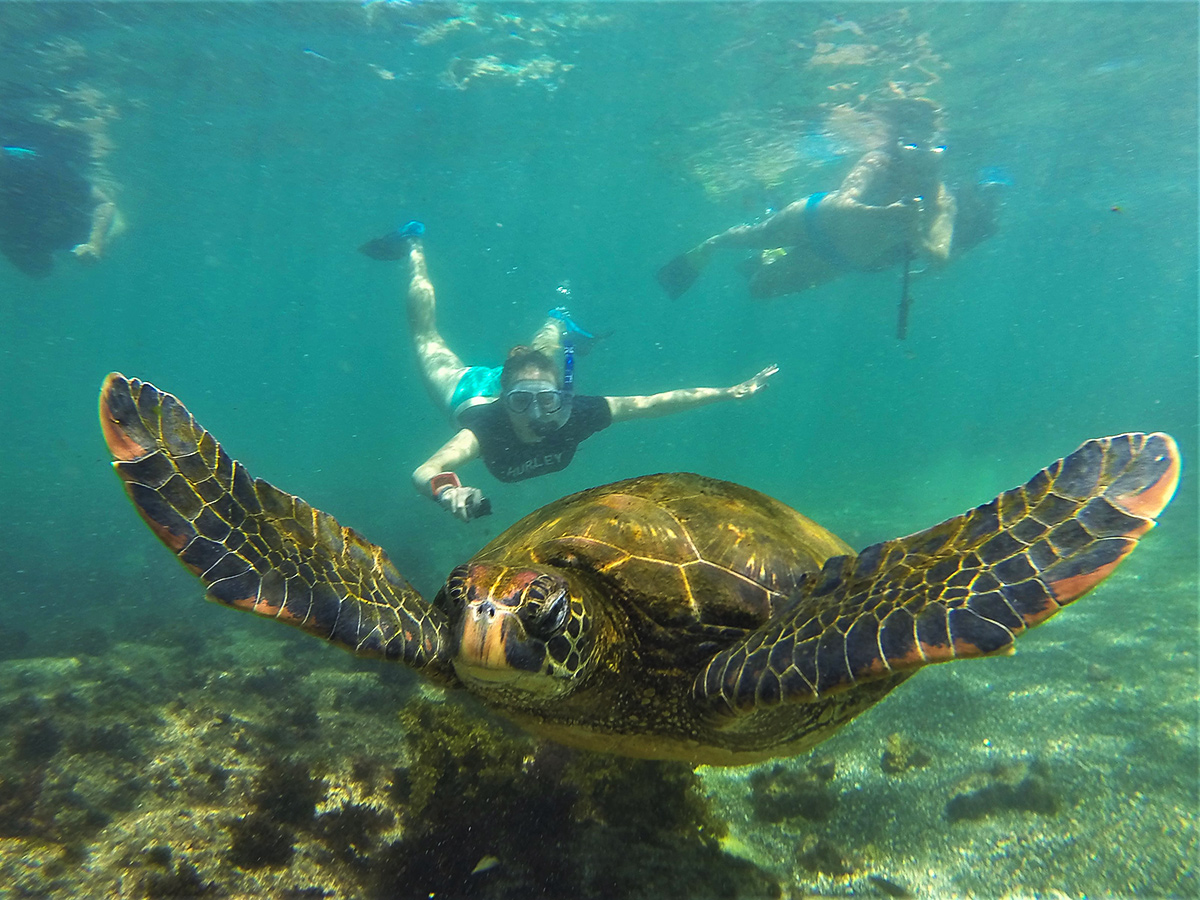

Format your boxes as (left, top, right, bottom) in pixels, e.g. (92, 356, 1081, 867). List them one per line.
(730, 364, 779, 399)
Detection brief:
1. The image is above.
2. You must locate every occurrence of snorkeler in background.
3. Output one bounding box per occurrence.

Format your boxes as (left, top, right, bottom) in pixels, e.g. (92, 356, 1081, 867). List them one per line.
(657, 98, 1001, 304)
(360, 222, 779, 521)
(0, 115, 124, 278)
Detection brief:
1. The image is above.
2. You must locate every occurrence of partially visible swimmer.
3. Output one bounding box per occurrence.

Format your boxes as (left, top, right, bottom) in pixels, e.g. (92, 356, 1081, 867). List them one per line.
(0, 115, 123, 278)
(657, 98, 1002, 305)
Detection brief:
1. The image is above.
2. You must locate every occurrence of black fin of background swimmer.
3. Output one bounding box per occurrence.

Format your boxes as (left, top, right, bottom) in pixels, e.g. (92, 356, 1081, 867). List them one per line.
(358, 231, 409, 261)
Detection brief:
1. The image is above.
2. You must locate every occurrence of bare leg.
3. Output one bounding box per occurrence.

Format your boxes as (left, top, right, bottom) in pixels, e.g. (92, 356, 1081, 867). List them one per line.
(718, 193, 917, 279)
(72, 187, 124, 263)
(530, 318, 566, 381)
(700, 199, 812, 252)
(655, 200, 815, 300)
(405, 240, 468, 415)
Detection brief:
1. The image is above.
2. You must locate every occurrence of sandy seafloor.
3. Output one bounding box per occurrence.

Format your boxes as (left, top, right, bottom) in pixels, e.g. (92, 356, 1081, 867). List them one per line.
(0, 2, 1196, 898)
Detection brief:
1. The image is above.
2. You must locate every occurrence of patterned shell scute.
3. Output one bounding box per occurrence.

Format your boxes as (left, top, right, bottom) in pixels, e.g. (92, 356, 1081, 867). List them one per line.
(482, 473, 853, 631)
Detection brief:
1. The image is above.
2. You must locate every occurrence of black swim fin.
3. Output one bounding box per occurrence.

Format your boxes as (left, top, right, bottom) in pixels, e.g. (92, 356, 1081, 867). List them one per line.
(358, 232, 411, 261)
(655, 250, 707, 299)
(359, 220, 425, 261)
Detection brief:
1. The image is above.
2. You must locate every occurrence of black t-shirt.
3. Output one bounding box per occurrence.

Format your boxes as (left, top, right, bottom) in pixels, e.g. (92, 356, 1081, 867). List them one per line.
(459, 395, 613, 483)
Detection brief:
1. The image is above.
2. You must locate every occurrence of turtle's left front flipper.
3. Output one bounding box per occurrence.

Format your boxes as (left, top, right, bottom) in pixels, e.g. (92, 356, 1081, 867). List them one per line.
(99, 373, 456, 683)
(696, 433, 1180, 716)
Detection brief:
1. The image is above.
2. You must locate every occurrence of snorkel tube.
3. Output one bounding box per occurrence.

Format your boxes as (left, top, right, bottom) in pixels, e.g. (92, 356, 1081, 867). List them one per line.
(538, 340, 574, 431)
(562, 341, 576, 404)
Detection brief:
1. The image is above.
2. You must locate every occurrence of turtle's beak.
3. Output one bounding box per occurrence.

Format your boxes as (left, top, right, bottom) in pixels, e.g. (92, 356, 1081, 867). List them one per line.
(457, 599, 518, 677)
(449, 566, 557, 694)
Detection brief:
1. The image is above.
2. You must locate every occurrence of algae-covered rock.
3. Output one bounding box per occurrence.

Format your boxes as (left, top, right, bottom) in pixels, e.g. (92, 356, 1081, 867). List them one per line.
(796, 833, 854, 876)
(0, 637, 778, 899)
(880, 732, 932, 775)
(945, 758, 1060, 822)
(748, 760, 839, 823)
(380, 695, 769, 899)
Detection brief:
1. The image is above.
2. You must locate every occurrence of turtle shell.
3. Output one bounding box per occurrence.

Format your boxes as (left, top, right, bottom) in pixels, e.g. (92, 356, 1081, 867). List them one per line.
(471, 472, 854, 637)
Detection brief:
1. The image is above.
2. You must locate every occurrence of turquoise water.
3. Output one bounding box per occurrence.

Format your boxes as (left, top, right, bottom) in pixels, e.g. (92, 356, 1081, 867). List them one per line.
(0, 3, 1195, 898)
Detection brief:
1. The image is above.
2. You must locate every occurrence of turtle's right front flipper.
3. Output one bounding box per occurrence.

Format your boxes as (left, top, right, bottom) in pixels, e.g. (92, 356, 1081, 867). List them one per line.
(696, 432, 1181, 716)
(99, 373, 457, 684)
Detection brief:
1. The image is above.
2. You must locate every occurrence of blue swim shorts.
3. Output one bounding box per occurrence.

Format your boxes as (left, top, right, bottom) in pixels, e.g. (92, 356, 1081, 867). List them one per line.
(450, 365, 503, 418)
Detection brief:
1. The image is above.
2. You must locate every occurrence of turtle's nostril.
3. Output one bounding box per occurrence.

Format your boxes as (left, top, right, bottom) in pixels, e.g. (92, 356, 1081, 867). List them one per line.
(480, 601, 497, 619)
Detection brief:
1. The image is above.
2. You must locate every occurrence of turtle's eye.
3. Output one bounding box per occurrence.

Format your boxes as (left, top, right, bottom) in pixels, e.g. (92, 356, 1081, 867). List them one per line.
(522, 575, 569, 640)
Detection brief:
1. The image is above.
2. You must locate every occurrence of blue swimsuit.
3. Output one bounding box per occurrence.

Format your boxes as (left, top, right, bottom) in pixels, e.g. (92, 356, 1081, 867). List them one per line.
(449, 365, 503, 419)
(802, 191, 857, 272)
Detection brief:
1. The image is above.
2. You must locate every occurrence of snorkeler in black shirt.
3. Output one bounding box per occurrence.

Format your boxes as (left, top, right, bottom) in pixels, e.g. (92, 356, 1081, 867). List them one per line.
(361, 223, 778, 522)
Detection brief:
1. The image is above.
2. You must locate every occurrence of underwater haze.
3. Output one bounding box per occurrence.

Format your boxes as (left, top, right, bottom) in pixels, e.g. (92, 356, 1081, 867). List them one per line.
(0, 3, 1196, 898)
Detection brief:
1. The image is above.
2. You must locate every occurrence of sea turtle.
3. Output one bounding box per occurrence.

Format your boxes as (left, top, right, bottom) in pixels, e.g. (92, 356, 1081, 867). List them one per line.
(99, 373, 1179, 766)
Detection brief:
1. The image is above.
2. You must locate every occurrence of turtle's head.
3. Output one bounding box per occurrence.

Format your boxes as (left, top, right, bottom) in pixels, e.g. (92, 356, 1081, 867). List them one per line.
(441, 562, 600, 701)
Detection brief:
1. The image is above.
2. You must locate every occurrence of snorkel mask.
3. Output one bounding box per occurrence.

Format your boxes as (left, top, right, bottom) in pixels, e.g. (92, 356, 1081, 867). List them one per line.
(504, 345, 574, 435)
(896, 134, 946, 161)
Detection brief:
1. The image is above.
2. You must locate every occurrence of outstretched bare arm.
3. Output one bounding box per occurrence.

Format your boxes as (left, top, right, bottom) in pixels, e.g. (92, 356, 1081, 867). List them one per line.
(606, 365, 778, 423)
